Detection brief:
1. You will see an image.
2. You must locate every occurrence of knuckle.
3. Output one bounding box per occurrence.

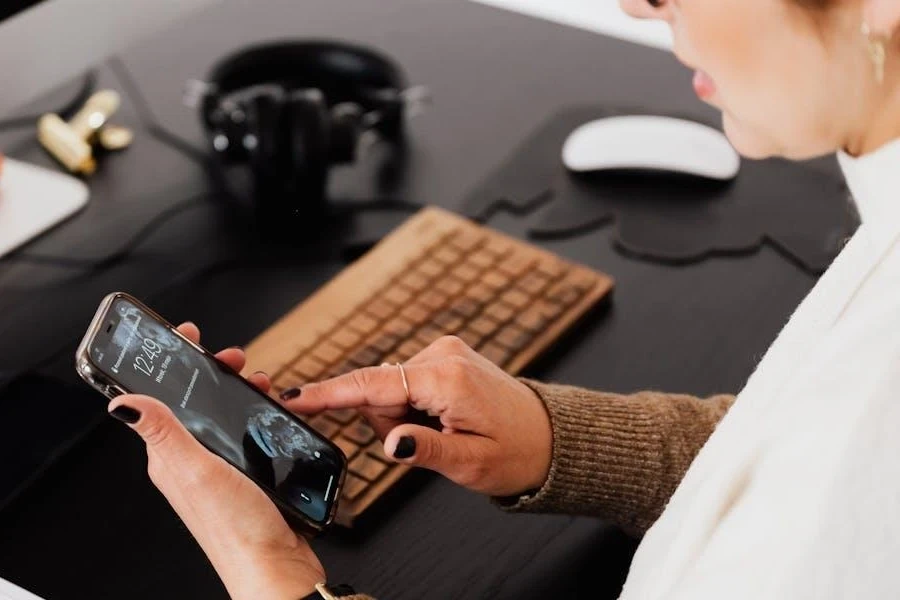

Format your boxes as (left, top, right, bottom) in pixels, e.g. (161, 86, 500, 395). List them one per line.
(457, 451, 490, 487)
(442, 355, 472, 384)
(147, 457, 163, 485)
(422, 434, 442, 464)
(141, 418, 173, 448)
(349, 367, 376, 394)
(183, 460, 218, 490)
(433, 335, 469, 355)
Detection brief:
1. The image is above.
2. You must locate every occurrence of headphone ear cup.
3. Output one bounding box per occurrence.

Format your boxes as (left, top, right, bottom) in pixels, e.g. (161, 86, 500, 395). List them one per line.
(287, 89, 331, 214)
(244, 86, 292, 219)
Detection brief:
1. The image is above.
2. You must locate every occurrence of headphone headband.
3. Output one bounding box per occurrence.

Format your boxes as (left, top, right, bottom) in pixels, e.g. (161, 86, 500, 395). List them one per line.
(208, 40, 407, 102)
(195, 40, 416, 228)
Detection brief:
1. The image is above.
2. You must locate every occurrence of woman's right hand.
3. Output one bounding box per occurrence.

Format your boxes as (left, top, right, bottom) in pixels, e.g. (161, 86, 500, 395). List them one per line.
(286, 336, 553, 498)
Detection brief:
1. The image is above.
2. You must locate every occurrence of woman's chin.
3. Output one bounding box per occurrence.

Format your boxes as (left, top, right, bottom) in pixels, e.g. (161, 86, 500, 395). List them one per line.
(722, 113, 778, 160)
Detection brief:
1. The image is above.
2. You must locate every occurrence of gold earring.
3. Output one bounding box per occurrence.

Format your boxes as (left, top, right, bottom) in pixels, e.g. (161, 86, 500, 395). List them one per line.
(861, 21, 887, 85)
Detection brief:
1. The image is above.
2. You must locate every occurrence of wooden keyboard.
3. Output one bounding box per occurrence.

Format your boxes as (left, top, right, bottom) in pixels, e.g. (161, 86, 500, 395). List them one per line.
(243, 207, 614, 526)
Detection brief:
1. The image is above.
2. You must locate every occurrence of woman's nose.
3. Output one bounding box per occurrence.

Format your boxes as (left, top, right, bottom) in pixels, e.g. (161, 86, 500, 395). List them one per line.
(619, 0, 672, 22)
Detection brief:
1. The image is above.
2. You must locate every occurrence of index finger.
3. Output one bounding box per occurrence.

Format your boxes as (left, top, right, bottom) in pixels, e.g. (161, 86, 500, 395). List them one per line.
(288, 363, 439, 414)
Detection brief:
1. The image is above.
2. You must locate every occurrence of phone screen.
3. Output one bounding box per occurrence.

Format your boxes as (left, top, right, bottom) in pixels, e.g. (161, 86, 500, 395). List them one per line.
(89, 296, 344, 526)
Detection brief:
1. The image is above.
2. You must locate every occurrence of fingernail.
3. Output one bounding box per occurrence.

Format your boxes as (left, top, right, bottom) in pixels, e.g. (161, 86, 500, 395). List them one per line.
(109, 405, 141, 425)
(253, 370, 267, 377)
(280, 387, 302, 401)
(393, 436, 416, 459)
(230, 345, 245, 351)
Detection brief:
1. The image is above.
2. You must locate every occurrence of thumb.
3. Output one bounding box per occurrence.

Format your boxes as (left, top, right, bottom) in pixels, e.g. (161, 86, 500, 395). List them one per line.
(108, 395, 205, 462)
(384, 424, 493, 487)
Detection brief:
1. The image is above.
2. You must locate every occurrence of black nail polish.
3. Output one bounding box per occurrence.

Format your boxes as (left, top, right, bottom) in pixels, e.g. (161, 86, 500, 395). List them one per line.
(280, 387, 302, 401)
(109, 406, 141, 424)
(394, 436, 416, 459)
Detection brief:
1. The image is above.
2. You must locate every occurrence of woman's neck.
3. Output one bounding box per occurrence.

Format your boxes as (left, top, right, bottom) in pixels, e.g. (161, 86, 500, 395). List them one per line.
(845, 67, 900, 157)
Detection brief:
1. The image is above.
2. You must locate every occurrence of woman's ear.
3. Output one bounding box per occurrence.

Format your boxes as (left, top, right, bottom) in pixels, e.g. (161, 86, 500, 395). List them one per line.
(864, 0, 900, 37)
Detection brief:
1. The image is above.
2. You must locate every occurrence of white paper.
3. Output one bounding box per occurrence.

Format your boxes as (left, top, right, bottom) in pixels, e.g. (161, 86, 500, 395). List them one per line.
(0, 577, 44, 600)
(469, 0, 672, 51)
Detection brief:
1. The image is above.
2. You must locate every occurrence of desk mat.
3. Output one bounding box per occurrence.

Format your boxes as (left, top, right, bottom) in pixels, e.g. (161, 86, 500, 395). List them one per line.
(463, 107, 857, 274)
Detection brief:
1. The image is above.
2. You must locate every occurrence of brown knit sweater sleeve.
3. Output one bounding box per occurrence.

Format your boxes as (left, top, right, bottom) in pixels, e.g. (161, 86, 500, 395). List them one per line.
(498, 380, 735, 535)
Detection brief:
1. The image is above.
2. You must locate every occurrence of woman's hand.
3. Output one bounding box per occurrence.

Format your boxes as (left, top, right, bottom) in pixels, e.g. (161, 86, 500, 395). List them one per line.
(108, 322, 324, 600)
(289, 336, 553, 498)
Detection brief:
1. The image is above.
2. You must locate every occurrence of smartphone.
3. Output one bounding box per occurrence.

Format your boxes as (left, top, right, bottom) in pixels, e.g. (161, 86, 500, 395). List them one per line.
(75, 292, 347, 531)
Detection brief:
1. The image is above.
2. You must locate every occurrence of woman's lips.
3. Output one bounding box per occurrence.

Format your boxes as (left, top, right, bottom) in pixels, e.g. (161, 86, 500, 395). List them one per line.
(692, 69, 716, 99)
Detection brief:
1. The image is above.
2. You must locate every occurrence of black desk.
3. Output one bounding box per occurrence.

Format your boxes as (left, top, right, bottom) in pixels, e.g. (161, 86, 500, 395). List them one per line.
(0, 1, 827, 598)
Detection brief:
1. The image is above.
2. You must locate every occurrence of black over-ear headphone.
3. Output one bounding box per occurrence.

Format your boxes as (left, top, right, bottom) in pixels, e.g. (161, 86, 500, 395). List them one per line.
(191, 40, 421, 224)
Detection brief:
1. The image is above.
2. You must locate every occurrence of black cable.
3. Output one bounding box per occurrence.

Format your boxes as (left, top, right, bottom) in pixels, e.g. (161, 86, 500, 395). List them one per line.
(107, 57, 210, 167)
(3, 193, 213, 271)
(0, 71, 97, 132)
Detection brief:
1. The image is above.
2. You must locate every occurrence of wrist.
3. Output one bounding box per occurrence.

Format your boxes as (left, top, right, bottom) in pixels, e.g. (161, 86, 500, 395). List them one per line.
(222, 554, 324, 600)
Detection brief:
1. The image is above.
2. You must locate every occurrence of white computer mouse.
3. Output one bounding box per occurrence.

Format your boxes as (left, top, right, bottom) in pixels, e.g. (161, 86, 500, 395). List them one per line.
(562, 115, 740, 181)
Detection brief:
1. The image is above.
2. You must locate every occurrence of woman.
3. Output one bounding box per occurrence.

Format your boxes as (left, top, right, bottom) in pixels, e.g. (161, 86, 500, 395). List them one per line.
(108, 0, 900, 598)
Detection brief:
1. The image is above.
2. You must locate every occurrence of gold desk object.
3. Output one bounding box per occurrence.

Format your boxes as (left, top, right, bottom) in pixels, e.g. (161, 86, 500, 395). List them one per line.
(37, 90, 134, 175)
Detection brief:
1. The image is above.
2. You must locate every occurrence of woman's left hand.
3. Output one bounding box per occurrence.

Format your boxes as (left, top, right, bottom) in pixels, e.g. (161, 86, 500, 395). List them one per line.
(108, 322, 324, 600)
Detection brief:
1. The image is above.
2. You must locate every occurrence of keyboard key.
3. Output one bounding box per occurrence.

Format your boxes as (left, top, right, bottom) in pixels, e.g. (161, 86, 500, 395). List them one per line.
(342, 474, 369, 501)
(401, 303, 431, 326)
(456, 328, 484, 349)
(366, 333, 399, 355)
(333, 436, 360, 460)
(274, 370, 307, 394)
(483, 238, 512, 257)
(500, 289, 530, 310)
(313, 342, 344, 367)
(343, 420, 376, 446)
(480, 343, 511, 367)
(536, 259, 568, 280)
(535, 299, 564, 320)
(467, 252, 494, 269)
(450, 298, 481, 319)
(417, 259, 445, 279)
(436, 277, 465, 297)
(546, 282, 583, 307)
(349, 454, 389, 482)
(384, 318, 416, 339)
(498, 254, 535, 278)
(450, 230, 484, 252)
(383, 286, 413, 306)
(401, 271, 430, 292)
(518, 272, 549, 295)
(348, 313, 379, 335)
(484, 303, 515, 323)
(331, 328, 362, 349)
(482, 271, 509, 290)
(495, 325, 533, 352)
(516, 306, 550, 333)
(433, 246, 462, 265)
(397, 340, 425, 359)
(310, 415, 343, 438)
(366, 299, 396, 321)
(348, 346, 382, 367)
(452, 263, 480, 283)
(416, 324, 444, 346)
(465, 284, 494, 305)
(434, 312, 465, 334)
(419, 290, 448, 311)
(469, 316, 501, 337)
(365, 441, 391, 463)
(293, 356, 327, 380)
(569, 269, 598, 293)
(328, 409, 358, 425)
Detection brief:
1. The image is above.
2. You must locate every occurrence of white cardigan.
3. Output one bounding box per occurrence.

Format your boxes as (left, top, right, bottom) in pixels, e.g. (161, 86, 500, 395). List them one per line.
(621, 139, 900, 600)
